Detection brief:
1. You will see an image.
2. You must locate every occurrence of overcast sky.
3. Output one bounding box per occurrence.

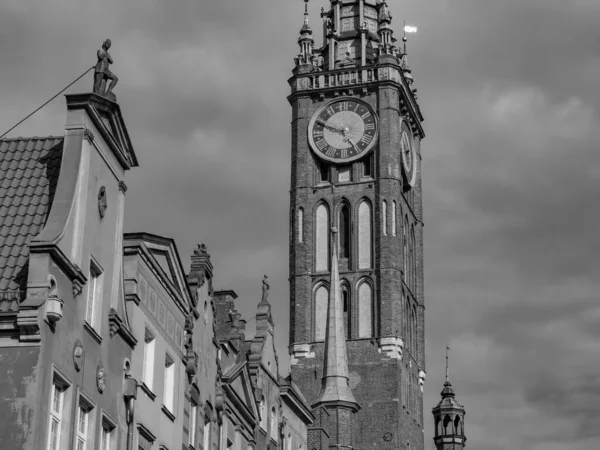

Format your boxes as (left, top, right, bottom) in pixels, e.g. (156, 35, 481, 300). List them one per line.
(2, 0, 600, 449)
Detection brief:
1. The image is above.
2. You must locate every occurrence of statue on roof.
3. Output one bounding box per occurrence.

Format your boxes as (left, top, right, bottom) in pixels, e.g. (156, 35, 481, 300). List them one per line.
(261, 274, 270, 303)
(93, 39, 119, 101)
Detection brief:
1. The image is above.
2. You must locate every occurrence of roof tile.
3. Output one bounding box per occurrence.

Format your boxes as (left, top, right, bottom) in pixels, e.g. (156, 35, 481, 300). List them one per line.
(0, 136, 64, 310)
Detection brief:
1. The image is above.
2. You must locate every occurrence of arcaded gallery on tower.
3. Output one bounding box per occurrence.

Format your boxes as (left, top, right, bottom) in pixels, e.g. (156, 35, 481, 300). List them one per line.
(0, 1, 468, 450)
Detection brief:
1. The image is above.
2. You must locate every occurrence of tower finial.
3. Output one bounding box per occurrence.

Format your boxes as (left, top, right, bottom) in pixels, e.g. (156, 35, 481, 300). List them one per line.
(445, 344, 450, 383)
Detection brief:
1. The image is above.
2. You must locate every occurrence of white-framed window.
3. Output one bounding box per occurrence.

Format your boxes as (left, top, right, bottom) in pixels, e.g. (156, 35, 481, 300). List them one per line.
(142, 327, 155, 390)
(382, 200, 387, 236)
(76, 403, 91, 450)
(203, 417, 211, 450)
(86, 259, 103, 328)
(163, 353, 175, 413)
(100, 413, 116, 450)
(270, 407, 277, 442)
(189, 401, 198, 447)
(48, 380, 68, 450)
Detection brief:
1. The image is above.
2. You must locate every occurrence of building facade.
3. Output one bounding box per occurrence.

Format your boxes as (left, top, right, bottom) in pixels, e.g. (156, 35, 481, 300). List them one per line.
(288, 1, 426, 449)
(0, 88, 312, 449)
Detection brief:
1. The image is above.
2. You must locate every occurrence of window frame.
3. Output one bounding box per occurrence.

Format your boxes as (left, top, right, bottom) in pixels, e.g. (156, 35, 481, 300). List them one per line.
(142, 327, 156, 391)
(100, 411, 117, 450)
(74, 390, 96, 450)
(85, 258, 104, 330)
(163, 352, 176, 414)
(47, 369, 72, 450)
(189, 401, 198, 448)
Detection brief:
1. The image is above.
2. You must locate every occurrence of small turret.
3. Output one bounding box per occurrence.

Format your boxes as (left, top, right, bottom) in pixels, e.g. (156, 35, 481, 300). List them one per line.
(432, 346, 467, 450)
(296, 0, 315, 68)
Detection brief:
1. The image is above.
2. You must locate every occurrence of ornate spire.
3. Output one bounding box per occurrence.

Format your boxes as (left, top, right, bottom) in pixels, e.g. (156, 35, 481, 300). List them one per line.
(296, 0, 314, 67)
(312, 227, 359, 411)
(432, 345, 466, 450)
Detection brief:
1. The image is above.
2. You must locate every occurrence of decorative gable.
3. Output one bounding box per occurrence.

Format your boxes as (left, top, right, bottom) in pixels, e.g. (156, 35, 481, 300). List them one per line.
(66, 93, 138, 170)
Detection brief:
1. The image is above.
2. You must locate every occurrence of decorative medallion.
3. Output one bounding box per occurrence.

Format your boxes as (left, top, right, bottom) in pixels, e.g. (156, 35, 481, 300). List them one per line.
(400, 119, 417, 188)
(96, 363, 106, 393)
(308, 97, 379, 164)
(98, 186, 107, 218)
(383, 432, 393, 442)
(73, 340, 84, 372)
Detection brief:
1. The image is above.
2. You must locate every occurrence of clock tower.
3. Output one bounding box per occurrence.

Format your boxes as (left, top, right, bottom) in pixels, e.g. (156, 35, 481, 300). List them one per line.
(288, 1, 426, 449)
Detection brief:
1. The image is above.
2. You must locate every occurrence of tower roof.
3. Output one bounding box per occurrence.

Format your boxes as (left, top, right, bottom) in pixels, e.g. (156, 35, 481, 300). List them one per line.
(312, 227, 359, 411)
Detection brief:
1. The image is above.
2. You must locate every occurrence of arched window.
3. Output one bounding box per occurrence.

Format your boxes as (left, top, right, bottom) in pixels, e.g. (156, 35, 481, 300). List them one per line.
(357, 281, 373, 338)
(443, 415, 452, 435)
(454, 416, 462, 435)
(270, 407, 277, 441)
(412, 305, 417, 355)
(382, 200, 387, 236)
(339, 204, 350, 259)
(403, 215, 408, 278)
(315, 203, 329, 272)
(391, 201, 397, 236)
(411, 226, 416, 292)
(358, 201, 372, 269)
(314, 285, 328, 341)
(342, 284, 350, 339)
(297, 208, 304, 243)
(260, 396, 266, 430)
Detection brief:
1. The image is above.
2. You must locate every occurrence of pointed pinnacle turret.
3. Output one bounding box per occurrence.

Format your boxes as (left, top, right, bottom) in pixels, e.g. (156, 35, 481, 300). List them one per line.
(296, 0, 315, 67)
(312, 227, 359, 411)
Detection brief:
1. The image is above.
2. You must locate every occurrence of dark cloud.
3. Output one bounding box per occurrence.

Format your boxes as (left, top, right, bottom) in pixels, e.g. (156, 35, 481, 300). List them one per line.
(2, 1, 600, 449)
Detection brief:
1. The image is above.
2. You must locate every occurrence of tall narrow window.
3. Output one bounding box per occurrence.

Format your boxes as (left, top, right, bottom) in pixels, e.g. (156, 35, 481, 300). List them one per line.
(203, 417, 211, 450)
(163, 353, 175, 413)
(391, 201, 397, 236)
(142, 328, 155, 390)
(412, 305, 417, 355)
(189, 402, 198, 447)
(339, 205, 350, 259)
(382, 201, 388, 236)
(315, 204, 329, 272)
(297, 208, 304, 243)
(48, 379, 68, 450)
(342, 286, 350, 339)
(314, 285, 328, 341)
(270, 407, 278, 442)
(86, 260, 103, 328)
(357, 282, 373, 338)
(76, 402, 92, 450)
(138, 432, 153, 450)
(411, 226, 416, 292)
(403, 216, 408, 278)
(260, 396, 266, 429)
(358, 201, 372, 269)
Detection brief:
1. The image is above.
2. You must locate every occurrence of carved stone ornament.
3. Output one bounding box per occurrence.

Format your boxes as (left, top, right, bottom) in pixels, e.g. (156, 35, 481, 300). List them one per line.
(73, 340, 85, 372)
(383, 432, 393, 442)
(96, 363, 106, 393)
(98, 186, 107, 218)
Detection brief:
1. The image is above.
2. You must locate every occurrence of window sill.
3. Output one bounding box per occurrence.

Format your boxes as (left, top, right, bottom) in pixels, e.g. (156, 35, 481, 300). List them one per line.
(83, 321, 102, 344)
(140, 382, 156, 401)
(161, 404, 176, 422)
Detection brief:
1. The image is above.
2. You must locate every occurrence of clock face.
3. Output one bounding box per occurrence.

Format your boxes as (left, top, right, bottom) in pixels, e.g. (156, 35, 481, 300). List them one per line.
(400, 119, 417, 187)
(308, 97, 379, 164)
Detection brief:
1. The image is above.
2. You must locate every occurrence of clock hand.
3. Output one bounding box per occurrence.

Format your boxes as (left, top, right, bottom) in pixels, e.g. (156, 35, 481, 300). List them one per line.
(316, 119, 345, 135)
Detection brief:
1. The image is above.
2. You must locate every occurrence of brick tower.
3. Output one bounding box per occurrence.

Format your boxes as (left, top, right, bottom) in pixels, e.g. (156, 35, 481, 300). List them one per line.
(288, 1, 426, 449)
(432, 348, 466, 450)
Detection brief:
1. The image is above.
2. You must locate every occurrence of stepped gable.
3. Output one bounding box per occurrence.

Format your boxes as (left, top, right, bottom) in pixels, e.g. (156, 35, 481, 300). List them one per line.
(0, 136, 63, 312)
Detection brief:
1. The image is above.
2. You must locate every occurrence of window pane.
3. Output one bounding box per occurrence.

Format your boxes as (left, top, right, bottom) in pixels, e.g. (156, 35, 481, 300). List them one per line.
(315, 204, 329, 272)
(50, 419, 59, 450)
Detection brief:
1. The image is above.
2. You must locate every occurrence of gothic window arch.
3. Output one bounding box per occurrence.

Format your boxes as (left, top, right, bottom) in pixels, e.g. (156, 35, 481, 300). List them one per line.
(358, 199, 372, 269)
(443, 415, 452, 435)
(454, 416, 462, 435)
(357, 279, 373, 338)
(411, 304, 416, 355)
(391, 201, 397, 236)
(341, 281, 351, 339)
(314, 283, 329, 341)
(260, 396, 266, 430)
(315, 202, 330, 272)
(411, 225, 416, 292)
(339, 202, 351, 260)
(297, 208, 304, 243)
(403, 215, 408, 279)
(382, 200, 387, 236)
(270, 406, 277, 441)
